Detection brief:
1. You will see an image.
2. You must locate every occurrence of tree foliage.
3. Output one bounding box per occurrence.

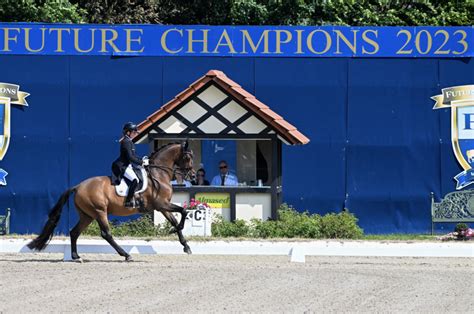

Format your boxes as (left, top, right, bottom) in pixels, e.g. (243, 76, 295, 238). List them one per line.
(0, 0, 472, 26)
(0, 0, 87, 23)
(72, 0, 161, 24)
(158, 0, 233, 25)
(230, 0, 268, 25)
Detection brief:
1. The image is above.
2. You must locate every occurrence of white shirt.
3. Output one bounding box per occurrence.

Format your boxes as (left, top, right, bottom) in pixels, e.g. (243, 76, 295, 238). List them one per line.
(211, 173, 239, 186)
(171, 180, 192, 187)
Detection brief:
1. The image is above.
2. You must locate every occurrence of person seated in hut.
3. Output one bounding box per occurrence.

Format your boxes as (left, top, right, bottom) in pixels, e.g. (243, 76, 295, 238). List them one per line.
(171, 171, 192, 187)
(192, 168, 210, 186)
(211, 160, 238, 186)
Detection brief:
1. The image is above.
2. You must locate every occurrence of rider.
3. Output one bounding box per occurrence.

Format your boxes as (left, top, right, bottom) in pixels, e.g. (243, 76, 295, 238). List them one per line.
(111, 122, 149, 208)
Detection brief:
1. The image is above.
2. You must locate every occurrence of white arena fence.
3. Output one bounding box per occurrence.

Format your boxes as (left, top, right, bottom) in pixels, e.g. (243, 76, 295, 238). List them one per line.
(0, 239, 472, 263)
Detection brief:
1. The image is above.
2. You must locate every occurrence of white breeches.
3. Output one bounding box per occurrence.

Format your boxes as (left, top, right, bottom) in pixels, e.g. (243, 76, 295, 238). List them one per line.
(124, 164, 139, 182)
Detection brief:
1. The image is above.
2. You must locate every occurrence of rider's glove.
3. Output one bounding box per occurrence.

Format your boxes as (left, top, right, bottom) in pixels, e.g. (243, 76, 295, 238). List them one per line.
(142, 156, 149, 166)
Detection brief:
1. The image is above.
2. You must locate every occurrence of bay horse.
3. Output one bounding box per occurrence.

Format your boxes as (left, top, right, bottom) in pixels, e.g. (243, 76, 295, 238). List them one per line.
(27, 142, 194, 261)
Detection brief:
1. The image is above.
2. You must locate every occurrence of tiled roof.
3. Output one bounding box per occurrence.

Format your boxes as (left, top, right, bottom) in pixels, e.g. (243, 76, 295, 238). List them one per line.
(134, 70, 310, 145)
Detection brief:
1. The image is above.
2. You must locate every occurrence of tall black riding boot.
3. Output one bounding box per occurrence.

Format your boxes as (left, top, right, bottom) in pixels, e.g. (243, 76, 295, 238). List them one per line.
(124, 179, 138, 208)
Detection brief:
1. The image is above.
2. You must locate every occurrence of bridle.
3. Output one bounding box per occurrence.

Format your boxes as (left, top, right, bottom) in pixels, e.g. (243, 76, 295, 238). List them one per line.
(147, 150, 194, 181)
(145, 150, 193, 200)
(147, 164, 193, 180)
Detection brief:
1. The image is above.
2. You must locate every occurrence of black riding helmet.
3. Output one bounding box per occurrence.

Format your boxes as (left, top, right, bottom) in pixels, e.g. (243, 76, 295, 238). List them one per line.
(123, 122, 138, 134)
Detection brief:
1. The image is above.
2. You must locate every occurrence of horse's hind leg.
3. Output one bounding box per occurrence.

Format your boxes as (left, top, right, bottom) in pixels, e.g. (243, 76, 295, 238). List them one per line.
(70, 210, 93, 261)
(161, 211, 192, 254)
(96, 213, 132, 262)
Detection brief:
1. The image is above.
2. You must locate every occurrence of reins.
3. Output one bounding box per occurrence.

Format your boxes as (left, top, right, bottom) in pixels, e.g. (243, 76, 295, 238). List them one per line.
(147, 163, 194, 179)
(144, 148, 194, 198)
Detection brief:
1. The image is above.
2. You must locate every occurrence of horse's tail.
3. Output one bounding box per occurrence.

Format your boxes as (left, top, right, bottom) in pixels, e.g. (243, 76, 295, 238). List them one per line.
(27, 187, 77, 251)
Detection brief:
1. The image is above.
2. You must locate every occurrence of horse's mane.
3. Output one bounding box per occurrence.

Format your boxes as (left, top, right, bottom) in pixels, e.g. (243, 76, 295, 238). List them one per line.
(149, 142, 181, 160)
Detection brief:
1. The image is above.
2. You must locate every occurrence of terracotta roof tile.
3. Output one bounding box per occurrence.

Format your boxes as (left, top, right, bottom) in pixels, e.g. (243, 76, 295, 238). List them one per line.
(137, 119, 152, 132)
(260, 108, 282, 120)
(288, 130, 310, 145)
(147, 108, 167, 123)
(230, 86, 255, 100)
(274, 119, 297, 131)
(160, 98, 180, 112)
(223, 87, 246, 102)
(148, 97, 182, 122)
(245, 97, 269, 110)
(133, 69, 310, 145)
(132, 119, 153, 142)
(189, 76, 212, 92)
(175, 87, 195, 101)
(206, 70, 225, 77)
(214, 75, 241, 88)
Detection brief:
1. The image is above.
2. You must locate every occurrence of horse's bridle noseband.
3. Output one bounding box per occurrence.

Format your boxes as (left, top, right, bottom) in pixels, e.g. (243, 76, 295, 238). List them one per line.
(147, 164, 193, 180)
(147, 150, 194, 180)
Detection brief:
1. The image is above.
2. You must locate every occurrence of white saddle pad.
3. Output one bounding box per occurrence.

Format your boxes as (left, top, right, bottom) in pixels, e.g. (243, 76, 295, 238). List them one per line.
(115, 168, 148, 197)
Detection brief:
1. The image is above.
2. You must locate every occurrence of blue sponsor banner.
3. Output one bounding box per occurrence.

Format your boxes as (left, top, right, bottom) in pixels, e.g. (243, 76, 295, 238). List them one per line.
(0, 23, 472, 57)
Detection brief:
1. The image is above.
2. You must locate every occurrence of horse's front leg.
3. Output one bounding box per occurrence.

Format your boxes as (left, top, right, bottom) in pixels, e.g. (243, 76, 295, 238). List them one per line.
(161, 210, 192, 254)
(167, 203, 188, 231)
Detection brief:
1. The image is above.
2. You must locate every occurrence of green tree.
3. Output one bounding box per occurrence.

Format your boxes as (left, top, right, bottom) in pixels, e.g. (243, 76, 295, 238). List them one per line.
(311, 0, 473, 26)
(230, 0, 268, 25)
(158, 0, 233, 25)
(266, 0, 313, 25)
(72, 0, 161, 24)
(0, 0, 87, 23)
(0, 0, 471, 26)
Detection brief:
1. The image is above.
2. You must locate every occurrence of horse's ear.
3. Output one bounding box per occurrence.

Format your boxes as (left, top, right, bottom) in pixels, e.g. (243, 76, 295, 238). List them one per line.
(181, 140, 189, 151)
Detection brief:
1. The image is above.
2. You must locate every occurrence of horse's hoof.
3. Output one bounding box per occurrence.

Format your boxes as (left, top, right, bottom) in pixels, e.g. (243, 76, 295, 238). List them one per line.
(72, 257, 83, 263)
(184, 246, 192, 255)
(125, 255, 134, 262)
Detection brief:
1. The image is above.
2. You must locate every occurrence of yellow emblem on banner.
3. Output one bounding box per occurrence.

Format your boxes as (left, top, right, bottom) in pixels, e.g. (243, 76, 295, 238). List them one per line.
(195, 193, 230, 209)
(0, 83, 29, 106)
(0, 97, 11, 161)
(431, 85, 474, 109)
(0, 83, 29, 185)
(432, 84, 474, 189)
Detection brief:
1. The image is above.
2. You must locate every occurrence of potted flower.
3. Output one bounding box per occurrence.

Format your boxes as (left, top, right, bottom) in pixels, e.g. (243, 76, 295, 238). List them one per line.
(454, 223, 469, 241)
(182, 198, 209, 210)
(181, 198, 212, 237)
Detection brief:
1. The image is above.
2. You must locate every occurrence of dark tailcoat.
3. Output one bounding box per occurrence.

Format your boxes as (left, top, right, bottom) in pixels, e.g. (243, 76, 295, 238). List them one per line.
(111, 136, 142, 185)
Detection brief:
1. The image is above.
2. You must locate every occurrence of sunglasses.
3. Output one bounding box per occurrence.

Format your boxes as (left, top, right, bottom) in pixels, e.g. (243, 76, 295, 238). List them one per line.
(219, 165, 227, 169)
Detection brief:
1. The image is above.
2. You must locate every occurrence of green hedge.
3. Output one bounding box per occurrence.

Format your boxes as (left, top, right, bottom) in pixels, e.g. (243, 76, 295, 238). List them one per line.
(82, 204, 363, 239)
(83, 214, 171, 238)
(213, 204, 364, 239)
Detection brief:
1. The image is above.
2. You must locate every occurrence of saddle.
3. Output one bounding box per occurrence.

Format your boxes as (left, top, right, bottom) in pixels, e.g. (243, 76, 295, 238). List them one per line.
(115, 167, 148, 197)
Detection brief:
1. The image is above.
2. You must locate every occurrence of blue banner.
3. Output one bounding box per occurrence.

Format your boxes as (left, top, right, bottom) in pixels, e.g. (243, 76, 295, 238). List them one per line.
(0, 23, 472, 57)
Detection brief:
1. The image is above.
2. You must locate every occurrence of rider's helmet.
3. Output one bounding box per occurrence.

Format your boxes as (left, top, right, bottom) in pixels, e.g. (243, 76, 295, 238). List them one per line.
(122, 122, 138, 135)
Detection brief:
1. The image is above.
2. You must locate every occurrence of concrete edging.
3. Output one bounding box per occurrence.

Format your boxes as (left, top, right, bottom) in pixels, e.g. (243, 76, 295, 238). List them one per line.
(1, 239, 472, 262)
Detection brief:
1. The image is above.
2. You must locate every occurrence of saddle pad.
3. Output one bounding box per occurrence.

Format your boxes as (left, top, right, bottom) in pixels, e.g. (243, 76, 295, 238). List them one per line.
(115, 168, 148, 197)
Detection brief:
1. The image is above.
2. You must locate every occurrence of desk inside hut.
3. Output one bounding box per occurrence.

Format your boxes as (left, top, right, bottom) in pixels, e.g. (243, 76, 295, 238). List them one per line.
(170, 185, 274, 221)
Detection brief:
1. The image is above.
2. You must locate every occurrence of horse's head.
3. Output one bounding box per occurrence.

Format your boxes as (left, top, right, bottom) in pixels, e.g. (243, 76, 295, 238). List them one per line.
(148, 141, 195, 180)
(175, 141, 195, 180)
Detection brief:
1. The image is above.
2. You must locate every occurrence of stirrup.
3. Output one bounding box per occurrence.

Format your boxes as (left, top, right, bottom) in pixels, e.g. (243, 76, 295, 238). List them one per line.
(136, 197, 147, 213)
(124, 198, 136, 208)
